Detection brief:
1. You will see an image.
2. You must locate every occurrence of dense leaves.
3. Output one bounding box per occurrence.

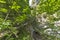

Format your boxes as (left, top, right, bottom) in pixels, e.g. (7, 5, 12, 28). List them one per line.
(0, 0, 60, 40)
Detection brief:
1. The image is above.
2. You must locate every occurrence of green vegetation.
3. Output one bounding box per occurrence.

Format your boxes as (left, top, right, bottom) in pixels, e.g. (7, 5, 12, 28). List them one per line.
(0, 0, 60, 40)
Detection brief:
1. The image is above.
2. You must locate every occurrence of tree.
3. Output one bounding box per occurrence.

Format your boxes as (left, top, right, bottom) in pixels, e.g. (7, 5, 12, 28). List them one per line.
(0, 0, 60, 40)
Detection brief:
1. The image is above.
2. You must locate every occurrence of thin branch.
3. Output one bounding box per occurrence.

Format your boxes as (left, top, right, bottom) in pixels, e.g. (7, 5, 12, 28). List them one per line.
(4, 10, 10, 22)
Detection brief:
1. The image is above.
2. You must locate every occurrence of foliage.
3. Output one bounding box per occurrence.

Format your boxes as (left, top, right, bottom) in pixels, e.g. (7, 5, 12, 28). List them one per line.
(0, 0, 60, 40)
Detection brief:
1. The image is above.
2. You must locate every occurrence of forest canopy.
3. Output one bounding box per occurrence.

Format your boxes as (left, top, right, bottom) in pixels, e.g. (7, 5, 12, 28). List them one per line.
(0, 0, 60, 40)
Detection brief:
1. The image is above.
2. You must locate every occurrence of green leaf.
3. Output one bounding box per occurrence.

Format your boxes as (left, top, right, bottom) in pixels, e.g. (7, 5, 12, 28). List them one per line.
(0, 8, 8, 13)
(0, 0, 6, 3)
